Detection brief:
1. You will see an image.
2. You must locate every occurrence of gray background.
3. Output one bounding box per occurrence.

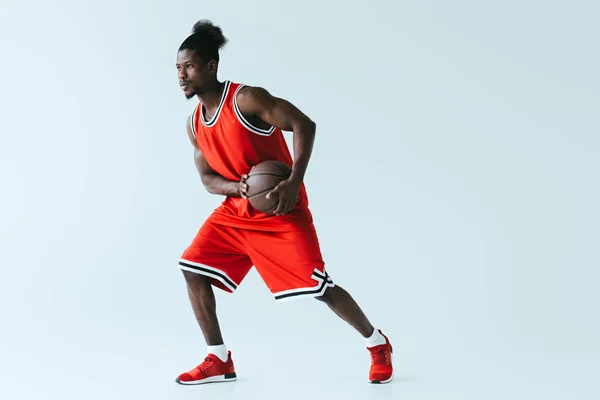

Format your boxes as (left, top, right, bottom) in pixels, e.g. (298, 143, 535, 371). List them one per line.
(1, 0, 598, 399)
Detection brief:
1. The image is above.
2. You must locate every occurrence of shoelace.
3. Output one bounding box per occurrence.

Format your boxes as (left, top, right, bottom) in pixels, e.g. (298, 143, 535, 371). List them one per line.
(370, 348, 389, 365)
(198, 356, 214, 372)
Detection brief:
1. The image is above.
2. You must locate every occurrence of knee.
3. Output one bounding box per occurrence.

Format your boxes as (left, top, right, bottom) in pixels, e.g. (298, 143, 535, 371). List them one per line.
(315, 286, 335, 303)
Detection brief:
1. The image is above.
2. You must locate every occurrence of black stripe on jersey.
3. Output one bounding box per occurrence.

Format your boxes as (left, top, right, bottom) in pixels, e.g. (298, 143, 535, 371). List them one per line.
(201, 80, 231, 127)
(233, 84, 276, 136)
(190, 108, 197, 140)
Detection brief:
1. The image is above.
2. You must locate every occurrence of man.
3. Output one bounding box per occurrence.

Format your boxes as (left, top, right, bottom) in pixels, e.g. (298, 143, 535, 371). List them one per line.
(174, 19, 394, 385)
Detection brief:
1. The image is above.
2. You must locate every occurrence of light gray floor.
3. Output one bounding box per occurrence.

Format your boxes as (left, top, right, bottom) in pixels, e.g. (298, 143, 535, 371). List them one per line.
(2, 268, 598, 400)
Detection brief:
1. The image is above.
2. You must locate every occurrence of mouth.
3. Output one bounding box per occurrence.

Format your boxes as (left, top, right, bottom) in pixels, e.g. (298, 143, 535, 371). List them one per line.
(180, 82, 191, 89)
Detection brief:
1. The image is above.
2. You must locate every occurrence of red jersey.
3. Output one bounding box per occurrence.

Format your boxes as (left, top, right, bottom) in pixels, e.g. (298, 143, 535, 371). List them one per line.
(191, 81, 314, 232)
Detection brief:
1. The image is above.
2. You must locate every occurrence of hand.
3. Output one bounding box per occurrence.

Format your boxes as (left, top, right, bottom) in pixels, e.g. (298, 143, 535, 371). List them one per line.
(266, 179, 301, 216)
(239, 174, 249, 198)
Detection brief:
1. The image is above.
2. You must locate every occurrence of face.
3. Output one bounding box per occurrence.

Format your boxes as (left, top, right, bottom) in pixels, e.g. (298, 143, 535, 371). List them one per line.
(176, 49, 216, 99)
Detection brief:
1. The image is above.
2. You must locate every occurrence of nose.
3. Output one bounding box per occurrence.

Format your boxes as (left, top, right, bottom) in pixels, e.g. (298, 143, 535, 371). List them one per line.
(178, 69, 187, 81)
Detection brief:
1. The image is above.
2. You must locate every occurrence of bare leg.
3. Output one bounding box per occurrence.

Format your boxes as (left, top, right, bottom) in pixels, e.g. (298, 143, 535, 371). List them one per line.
(182, 270, 224, 345)
(316, 285, 375, 338)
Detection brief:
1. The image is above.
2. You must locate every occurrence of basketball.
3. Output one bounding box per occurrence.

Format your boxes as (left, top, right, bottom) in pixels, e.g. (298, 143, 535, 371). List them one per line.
(245, 160, 292, 214)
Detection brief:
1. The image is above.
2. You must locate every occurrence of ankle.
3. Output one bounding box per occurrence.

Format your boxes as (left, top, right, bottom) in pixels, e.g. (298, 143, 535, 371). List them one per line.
(364, 328, 386, 348)
(207, 344, 228, 362)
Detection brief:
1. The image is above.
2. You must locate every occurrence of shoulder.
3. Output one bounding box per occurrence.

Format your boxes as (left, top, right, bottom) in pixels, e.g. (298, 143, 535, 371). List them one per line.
(186, 104, 202, 133)
(186, 114, 194, 135)
(186, 114, 198, 147)
(236, 85, 271, 99)
(236, 85, 275, 112)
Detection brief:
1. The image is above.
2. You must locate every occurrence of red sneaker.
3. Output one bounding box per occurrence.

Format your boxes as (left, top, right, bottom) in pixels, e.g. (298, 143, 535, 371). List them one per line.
(176, 351, 237, 385)
(367, 330, 394, 384)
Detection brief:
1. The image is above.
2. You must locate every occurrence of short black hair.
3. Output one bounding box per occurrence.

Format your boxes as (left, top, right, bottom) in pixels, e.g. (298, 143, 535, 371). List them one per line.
(179, 20, 228, 64)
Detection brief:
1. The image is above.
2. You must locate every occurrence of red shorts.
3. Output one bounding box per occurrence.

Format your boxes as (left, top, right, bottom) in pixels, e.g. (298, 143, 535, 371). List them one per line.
(178, 221, 334, 302)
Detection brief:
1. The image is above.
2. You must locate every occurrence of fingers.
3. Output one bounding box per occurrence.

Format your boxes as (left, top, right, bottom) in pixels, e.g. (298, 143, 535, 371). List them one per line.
(265, 186, 279, 200)
(273, 197, 287, 216)
(240, 174, 249, 198)
(281, 201, 294, 215)
(264, 181, 295, 215)
(273, 195, 295, 216)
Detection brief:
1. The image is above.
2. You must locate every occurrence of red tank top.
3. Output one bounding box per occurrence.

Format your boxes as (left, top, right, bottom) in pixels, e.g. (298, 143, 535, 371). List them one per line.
(191, 81, 314, 232)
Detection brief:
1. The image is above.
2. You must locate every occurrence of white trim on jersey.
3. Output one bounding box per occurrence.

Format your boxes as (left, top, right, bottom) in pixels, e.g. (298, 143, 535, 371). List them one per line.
(190, 108, 197, 140)
(233, 84, 276, 136)
(178, 259, 238, 292)
(201, 80, 231, 127)
(273, 268, 335, 302)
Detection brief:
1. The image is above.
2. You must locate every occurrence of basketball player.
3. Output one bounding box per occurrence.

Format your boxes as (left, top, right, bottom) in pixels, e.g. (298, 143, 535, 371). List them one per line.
(175, 20, 394, 385)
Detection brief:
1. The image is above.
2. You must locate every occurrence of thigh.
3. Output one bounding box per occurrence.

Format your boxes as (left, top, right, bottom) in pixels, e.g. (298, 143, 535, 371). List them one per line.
(179, 221, 253, 293)
(244, 228, 334, 302)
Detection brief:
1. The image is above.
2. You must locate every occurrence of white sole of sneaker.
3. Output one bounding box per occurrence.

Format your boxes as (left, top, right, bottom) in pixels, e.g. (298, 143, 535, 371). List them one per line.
(370, 371, 394, 384)
(176, 373, 237, 385)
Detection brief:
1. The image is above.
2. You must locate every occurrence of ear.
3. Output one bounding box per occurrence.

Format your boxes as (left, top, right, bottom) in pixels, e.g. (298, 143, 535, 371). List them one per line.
(208, 60, 218, 73)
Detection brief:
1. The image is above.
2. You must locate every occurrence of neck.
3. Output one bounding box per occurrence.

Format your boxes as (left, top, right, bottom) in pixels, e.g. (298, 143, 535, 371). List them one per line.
(196, 79, 225, 110)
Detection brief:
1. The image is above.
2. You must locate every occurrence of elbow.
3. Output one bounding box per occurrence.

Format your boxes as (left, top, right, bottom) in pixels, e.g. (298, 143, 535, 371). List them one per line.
(301, 118, 316, 135)
(200, 174, 215, 194)
(204, 184, 218, 195)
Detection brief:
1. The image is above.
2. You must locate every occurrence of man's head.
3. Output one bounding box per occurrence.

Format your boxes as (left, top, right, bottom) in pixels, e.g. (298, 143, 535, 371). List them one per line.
(176, 20, 228, 99)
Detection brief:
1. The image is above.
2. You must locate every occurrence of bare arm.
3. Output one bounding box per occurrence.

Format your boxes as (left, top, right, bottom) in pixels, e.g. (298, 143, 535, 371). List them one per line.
(186, 117, 247, 197)
(236, 87, 316, 185)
